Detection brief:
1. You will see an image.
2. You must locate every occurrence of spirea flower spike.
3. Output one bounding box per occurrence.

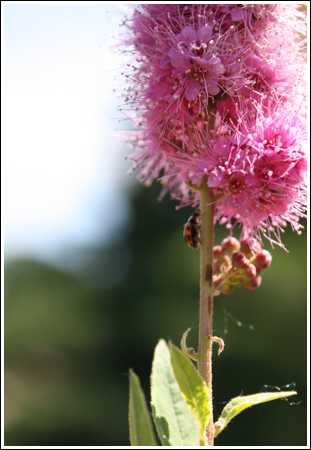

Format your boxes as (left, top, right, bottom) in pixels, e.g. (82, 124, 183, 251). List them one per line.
(122, 5, 306, 446)
(121, 4, 307, 247)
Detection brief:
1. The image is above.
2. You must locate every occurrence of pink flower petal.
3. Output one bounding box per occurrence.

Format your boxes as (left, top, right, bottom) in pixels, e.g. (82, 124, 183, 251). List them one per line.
(197, 24, 213, 42)
(185, 79, 201, 101)
(208, 170, 224, 187)
(168, 48, 190, 72)
(176, 26, 196, 45)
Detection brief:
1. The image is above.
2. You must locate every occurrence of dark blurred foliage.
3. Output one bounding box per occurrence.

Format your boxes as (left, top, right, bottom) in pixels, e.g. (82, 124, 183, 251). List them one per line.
(5, 182, 307, 446)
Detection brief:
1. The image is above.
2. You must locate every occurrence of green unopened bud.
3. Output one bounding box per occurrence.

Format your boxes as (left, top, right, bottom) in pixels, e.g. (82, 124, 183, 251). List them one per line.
(220, 282, 234, 296)
(229, 274, 245, 285)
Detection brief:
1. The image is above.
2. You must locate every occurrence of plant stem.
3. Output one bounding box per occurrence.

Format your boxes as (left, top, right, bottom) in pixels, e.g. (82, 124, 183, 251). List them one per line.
(198, 176, 215, 446)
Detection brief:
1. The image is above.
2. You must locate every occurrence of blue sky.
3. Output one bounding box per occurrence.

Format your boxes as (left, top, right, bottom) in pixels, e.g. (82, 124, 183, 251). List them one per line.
(3, 3, 137, 264)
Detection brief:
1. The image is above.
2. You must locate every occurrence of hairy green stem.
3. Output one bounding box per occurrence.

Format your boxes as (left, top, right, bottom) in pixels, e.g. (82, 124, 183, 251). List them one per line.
(198, 176, 215, 446)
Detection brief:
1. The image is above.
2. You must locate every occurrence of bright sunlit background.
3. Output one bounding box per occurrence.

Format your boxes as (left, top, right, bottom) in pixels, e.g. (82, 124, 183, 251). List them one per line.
(3, 3, 133, 264)
(3, 3, 308, 447)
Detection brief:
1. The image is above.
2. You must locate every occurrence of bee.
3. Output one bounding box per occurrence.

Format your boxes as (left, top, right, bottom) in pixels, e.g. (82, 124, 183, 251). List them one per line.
(183, 209, 201, 249)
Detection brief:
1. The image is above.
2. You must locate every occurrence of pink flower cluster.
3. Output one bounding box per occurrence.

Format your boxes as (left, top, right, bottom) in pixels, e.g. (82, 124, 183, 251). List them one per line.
(120, 4, 307, 247)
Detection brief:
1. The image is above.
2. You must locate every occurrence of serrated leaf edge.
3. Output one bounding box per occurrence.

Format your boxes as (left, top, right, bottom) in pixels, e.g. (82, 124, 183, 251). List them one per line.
(151, 339, 200, 447)
(129, 369, 158, 446)
(214, 391, 297, 437)
(169, 341, 210, 442)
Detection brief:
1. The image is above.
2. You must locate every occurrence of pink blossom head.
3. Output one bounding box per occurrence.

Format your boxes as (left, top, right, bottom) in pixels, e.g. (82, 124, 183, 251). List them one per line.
(181, 102, 307, 248)
(119, 5, 307, 248)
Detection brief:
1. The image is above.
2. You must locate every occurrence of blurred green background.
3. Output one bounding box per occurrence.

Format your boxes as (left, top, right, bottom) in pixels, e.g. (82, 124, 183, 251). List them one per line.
(5, 182, 307, 446)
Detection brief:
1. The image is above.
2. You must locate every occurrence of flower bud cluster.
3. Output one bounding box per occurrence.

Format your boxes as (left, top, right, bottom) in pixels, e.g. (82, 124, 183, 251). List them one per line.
(213, 237, 272, 296)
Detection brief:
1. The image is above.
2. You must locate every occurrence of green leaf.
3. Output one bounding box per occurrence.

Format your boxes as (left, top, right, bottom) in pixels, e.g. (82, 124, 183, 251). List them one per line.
(151, 339, 200, 446)
(169, 341, 210, 443)
(129, 369, 158, 446)
(214, 391, 297, 437)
